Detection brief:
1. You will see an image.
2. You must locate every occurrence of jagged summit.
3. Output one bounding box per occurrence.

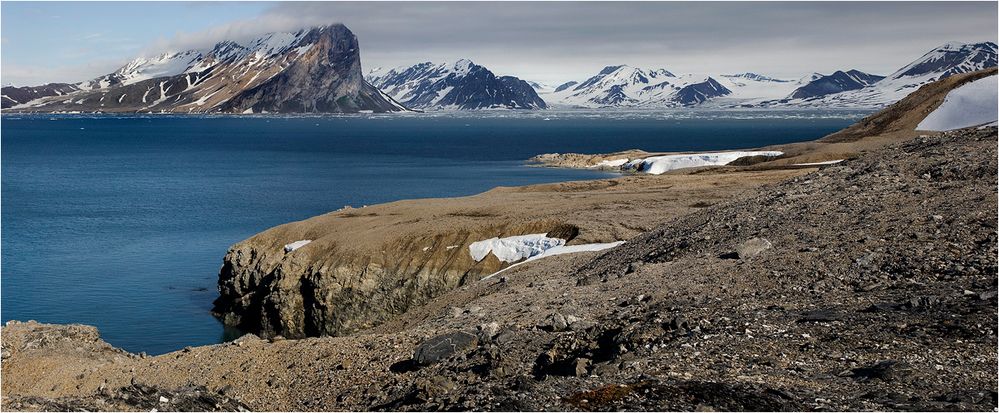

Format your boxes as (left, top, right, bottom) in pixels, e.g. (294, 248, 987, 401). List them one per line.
(888, 41, 997, 80)
(367, 59, 546, 110)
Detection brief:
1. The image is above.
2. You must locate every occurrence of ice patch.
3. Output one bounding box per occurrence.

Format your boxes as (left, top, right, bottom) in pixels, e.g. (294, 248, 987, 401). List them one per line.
(917, 75, 998, 131)
(627, 151, 783, 174)
(469, 233, 565, 263)
(284, 240, 312, 253)
(481, 241, 625, 280)
(592, 158, 629, 168)
(794, 159, 844, 166)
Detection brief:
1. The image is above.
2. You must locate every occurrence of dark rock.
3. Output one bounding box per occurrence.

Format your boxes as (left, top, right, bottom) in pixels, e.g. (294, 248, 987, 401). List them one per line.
(851, 360, 911, 381)
(413, 332, 478, 365)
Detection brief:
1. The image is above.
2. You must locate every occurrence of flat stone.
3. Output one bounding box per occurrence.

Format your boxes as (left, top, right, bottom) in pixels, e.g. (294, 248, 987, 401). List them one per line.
(413, 332, 478, 365)
(735, 238, 772, 260)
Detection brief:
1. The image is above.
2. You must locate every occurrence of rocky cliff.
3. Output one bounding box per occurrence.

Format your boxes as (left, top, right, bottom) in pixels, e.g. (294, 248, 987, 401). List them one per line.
(212, 218, 576, 338)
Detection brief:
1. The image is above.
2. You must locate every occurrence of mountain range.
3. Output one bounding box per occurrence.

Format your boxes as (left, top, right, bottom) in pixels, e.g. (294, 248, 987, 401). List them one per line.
(366, 60, 545, 110)
(2, 25, 995, 113)
(539, 41, 996, 109)
(2, 24, 405, 113)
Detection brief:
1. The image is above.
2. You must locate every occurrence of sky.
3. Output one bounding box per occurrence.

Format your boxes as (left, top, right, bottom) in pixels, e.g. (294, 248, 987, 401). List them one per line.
(1, 1, 997, 86)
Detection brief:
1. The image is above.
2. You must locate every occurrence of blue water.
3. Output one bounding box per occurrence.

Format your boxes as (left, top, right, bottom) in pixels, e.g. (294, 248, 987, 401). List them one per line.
(1, 111, 864, 354)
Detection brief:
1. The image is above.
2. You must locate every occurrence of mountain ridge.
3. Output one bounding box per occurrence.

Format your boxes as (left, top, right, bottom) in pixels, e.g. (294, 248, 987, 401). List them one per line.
(367, 59, 546, 110)
(2, 24, 406, 113)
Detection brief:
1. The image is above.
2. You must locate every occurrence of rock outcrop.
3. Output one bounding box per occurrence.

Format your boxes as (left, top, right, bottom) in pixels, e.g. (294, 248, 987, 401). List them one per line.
(212, 219, 579, 338)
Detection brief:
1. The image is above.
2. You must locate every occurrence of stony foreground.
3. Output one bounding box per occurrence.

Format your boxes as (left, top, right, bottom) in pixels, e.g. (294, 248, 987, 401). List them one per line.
(3, 125, 996, 411)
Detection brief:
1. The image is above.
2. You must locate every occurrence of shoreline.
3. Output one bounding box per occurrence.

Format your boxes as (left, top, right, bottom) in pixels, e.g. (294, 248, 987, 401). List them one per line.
(2, 69, 996, 411)
(4, 124, 995, 411)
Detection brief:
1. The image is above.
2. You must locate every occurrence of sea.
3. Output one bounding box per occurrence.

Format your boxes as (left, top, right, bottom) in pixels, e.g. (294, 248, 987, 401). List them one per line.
(0, 109, 868, 354)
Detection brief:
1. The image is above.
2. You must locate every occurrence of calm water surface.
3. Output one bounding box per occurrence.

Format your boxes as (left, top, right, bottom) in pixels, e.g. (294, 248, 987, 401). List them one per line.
(1, 110, 865, 354)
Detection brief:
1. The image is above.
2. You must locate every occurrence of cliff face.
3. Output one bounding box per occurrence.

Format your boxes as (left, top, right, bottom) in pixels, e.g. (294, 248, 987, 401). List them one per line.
(212, 218, 578, 338)
(208, 165, 808, 339)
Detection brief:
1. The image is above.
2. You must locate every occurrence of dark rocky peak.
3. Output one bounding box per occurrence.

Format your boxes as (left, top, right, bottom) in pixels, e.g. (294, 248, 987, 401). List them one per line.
(599, 65, 626, 75)
(671, 77, 731, 106)
(554, 81, 578, 92)
(788, 69, 884, 99)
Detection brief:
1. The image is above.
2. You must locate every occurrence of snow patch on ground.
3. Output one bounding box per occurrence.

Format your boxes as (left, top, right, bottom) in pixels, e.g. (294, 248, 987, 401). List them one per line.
(627, 151, 783, 174)
(917, 75, 998, 131)
(794, 159, 844, 166)
(284, 240, 312, 253)
(469, 234, 565, 263)
(481, 241, 626, 280)
(592, 158, 629, 168)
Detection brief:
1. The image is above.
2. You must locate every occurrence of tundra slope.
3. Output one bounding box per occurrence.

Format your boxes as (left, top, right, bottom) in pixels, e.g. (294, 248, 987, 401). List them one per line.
(3, 123, 996, 411)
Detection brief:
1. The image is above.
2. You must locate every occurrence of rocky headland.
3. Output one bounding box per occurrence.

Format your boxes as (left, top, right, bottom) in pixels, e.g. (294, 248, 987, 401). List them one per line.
(2, 69, 996, 411)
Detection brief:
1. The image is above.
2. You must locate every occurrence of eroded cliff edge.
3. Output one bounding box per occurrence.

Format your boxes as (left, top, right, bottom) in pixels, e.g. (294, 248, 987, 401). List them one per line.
(210, 168, 809, 338)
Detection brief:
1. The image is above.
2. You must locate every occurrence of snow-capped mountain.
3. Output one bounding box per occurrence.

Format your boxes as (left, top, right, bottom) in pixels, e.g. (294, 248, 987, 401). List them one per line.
(722, 72, 791, 83)
(3, 24, 406, 113)
(778, 41, 997, 107)
(543, 41, 996, 109)
(543, 65, 797, 108)
(543, 65, 676, 107)
(1, 82, 80, 108)
(78, 50, 204, 91)
(787, 70, 885, 99)
(367, 60, 546, 110)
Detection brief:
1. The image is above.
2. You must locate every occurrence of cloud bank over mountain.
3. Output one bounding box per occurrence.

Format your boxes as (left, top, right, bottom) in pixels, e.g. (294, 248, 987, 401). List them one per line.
(3, 2, 997, 85)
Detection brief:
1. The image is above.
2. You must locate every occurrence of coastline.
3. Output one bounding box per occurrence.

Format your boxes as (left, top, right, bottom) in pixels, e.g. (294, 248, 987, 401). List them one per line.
(2, 69, 996, 411)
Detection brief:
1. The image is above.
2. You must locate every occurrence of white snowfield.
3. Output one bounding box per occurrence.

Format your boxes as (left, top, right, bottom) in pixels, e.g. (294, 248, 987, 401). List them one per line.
(626, 151, 783, 174)
(284, 240, 312, 253)
(916, 75, 998, 131)
(481, 241, 626, 280)
(794, 159, 844, 166)
(469, 234, 565, 263)
(592, 158, 630, 168)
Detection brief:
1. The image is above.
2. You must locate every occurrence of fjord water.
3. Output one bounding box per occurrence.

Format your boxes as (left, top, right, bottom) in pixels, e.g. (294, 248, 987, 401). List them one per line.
(1, 111, 862, 354)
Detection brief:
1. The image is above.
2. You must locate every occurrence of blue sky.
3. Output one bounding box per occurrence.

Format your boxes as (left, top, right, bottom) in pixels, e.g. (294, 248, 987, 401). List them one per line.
(2, 2, 997, 86)
(1, 2, 271, 85)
